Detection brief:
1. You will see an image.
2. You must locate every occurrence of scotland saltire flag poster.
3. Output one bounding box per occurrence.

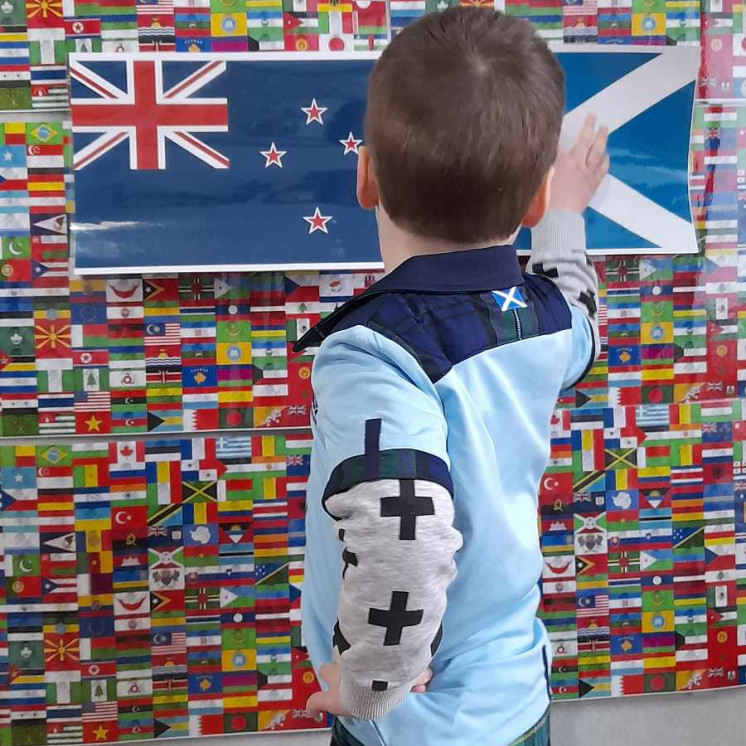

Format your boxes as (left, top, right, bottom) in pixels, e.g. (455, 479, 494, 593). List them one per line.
(70, 47, 699, 274)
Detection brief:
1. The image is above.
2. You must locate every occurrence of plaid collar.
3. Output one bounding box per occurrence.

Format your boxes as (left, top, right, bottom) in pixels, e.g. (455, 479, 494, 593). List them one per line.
(367, 243, 522, 293)
(295, 244, 522, 351)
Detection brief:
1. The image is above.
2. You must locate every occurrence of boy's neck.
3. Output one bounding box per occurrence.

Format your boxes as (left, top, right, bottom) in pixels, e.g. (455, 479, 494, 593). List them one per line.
(376, 207, 514, 273)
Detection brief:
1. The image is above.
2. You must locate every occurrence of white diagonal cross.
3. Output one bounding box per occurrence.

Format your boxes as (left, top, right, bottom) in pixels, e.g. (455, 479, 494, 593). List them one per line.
(556, 46, 699, 253)
(494, 287, 527, 311)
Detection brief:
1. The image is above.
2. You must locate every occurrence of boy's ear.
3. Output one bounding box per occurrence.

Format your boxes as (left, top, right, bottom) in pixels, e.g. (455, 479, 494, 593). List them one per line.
(522, 167, 554, 229)
(356, 146, 380, 210)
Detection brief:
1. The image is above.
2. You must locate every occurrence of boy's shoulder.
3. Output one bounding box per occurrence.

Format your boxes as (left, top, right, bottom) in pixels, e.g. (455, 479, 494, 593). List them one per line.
(296, 271, 572, 384)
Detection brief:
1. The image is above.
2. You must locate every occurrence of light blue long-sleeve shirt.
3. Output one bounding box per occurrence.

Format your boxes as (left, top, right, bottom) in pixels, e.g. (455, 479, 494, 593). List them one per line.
(296, 212, 598, 746)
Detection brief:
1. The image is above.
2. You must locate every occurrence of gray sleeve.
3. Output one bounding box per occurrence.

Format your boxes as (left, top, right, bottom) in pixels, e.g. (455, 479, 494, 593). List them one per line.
(325, 478, 462, 720)
(529, 209, 601, 363)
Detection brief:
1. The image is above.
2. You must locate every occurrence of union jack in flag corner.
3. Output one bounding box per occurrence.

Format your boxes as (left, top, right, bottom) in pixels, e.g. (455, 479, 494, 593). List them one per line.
(71, 57, 230, 170)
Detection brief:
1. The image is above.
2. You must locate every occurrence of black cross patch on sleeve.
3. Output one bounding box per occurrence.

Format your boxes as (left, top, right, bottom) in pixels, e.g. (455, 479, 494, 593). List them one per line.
(342, 548, 358, 579)
(368, 591, 424, 646)
(531, 261, 559, 279)
(380, 480, 435, 540)
(430, 624, 443, 656)
(333, 620, 351, 655)
(577, 290, 597, 318)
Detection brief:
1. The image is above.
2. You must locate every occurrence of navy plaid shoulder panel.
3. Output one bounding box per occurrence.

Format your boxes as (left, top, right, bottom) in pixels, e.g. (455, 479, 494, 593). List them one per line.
(300, 272, 572, 384)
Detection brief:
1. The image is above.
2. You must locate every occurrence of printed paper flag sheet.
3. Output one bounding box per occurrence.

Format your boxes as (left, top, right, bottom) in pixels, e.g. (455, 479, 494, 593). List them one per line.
(69, 47, 698, 275)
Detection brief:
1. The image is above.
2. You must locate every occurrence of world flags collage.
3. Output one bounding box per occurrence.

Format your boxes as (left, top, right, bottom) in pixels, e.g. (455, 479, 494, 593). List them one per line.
(1, 0, 746, 744)
(0, 0, 717, 112)
(0, 434, 328, 745)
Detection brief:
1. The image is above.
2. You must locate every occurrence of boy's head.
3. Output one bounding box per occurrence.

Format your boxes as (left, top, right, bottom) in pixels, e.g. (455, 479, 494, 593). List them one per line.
(358, 8, 565, 246)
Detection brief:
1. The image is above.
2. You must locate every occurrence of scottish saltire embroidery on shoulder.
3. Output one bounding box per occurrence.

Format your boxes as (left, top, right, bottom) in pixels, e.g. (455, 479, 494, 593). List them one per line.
(492, 286, 527, 312)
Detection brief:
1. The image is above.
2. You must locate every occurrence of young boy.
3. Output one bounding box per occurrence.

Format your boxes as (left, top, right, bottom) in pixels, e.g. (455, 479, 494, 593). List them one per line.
(295, 8, 608, 746)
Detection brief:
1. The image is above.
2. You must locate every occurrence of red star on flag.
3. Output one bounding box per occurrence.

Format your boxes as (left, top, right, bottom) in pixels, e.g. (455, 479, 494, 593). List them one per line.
(303, 207, 332, 234)
(260, 142, 286, 168)
(339, 131, 362, 155)
(301, 98, 327, 125)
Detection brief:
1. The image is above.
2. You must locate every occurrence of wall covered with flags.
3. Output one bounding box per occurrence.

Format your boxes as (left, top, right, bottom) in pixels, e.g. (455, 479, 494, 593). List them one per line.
(1, 0, 746, 744)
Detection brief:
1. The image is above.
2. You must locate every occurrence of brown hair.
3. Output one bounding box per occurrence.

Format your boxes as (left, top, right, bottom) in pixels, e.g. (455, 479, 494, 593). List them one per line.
(364, 8, 565, 244)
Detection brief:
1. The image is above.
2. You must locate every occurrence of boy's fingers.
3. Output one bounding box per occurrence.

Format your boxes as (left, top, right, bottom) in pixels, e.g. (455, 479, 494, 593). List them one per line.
(570, 114, 597, 158)
(319, 662, 339, 684)
(411, 668, 433, 689)
(305, 690, 330, 716)
(409, 667, 433, 694)
(597, 155, 610, 181)
(592, 154, 610, 181)
(586, 126, 609, 170)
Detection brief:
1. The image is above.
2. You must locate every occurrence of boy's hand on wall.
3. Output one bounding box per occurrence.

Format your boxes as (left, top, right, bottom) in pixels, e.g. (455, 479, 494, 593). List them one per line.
(549, 114, 609, 214)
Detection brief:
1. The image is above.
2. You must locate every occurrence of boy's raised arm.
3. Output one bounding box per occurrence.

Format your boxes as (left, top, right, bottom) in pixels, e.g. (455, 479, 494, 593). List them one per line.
(528, 115, 608, 387)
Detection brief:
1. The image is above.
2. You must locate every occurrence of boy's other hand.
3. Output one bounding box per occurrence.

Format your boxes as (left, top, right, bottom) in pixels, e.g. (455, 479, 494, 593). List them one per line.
(305, 663, 433, 718)
(306, 662, 350, 718)
(549, 114, 609, 214)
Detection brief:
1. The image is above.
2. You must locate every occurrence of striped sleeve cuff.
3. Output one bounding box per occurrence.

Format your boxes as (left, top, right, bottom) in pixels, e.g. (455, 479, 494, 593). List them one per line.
(339, 676, 410, 721)
(529, 209, 586, 264)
